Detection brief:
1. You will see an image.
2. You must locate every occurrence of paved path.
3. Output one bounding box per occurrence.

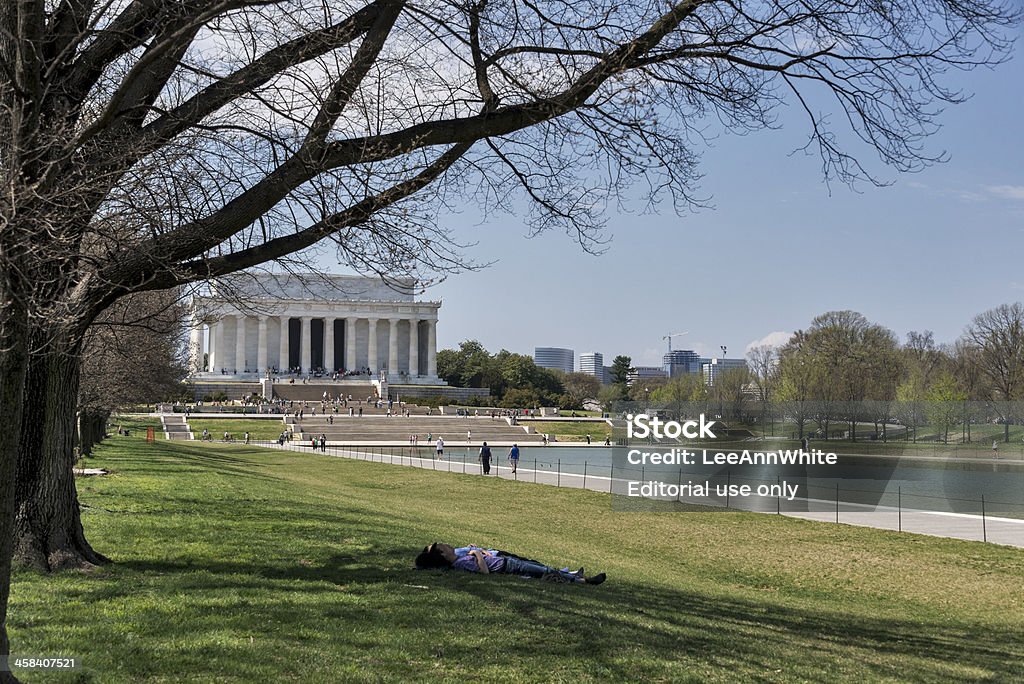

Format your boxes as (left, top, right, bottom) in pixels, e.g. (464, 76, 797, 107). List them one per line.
(255, 441, 1024, 549)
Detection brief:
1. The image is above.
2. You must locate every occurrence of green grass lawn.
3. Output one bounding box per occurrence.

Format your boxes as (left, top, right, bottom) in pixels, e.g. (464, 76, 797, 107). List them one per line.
(529, 420, 613, 442)
(8, 434, 1024, 682)
(188, 418, 289, 441)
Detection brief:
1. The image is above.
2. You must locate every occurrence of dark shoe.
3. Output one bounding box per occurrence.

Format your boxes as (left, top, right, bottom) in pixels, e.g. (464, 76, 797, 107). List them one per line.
(584, 572, 606, 585)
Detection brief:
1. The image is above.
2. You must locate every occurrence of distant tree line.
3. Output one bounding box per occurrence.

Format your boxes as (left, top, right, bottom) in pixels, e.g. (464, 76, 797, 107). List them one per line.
(623, 304, 1024, 443)
(436, 341, 600, 410)
(439, 304, 1024, 442)
(77, 292, 190, 456)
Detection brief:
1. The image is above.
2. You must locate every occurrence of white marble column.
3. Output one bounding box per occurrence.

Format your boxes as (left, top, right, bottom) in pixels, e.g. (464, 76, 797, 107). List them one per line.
(279, 315, 289, 371)
(408, 318, 419, 377)
(426, 319, 437, 377)
(300, 316, 312, 373)
(388, 318, 399, 373)
(367, 318, 378, 372)
(189, 321, 204, 372)
(345, 318, 356, 371)
(257, 316, 268, 373)
(324, 318, 335, 372)
(209, 319, 222, 372)
(234, 315, 247, 372)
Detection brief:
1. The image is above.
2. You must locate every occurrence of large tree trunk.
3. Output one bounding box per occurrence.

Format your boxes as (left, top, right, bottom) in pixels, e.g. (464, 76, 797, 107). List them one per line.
(0, 309, 29, 684)
(14, 339, 109, 572)
(77, 410, 110, 457)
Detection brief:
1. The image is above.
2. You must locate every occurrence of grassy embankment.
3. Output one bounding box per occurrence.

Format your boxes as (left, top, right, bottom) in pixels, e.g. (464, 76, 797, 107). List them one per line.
(8, 419, 1024, 682)
(188, 418, 289, 441)
(527, 420, 613, 442)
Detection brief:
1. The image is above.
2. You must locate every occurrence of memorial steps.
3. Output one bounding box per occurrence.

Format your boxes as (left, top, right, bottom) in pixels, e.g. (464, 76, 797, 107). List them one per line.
(161, 415, 193, 440)
(271, 380, 376, 402)
(189, 380, 262, 402)
(282, 416, 545, 444)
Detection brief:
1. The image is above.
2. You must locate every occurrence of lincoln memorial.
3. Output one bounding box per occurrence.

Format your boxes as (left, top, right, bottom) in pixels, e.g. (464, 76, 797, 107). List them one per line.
(188, 273, 440, 384)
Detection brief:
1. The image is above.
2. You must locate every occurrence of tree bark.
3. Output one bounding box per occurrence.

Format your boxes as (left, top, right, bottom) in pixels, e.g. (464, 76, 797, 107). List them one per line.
(14, 339, 109, 572)
(77, 410, 109, 457)
(0, 310, 28, 684)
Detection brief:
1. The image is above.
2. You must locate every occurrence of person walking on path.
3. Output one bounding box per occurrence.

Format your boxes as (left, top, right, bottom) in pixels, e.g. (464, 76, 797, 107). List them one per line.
(993, 440, 999, 458)
(508, 444, 520, 474)
(479, 442, 492, 475)
(436, 437, 445, 460)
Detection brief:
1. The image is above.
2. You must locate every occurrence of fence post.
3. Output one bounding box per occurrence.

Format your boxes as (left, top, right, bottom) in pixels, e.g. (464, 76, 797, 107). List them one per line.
(557, 459, 561, 488)
(534, 459, 537, 484)
(982, 494, 987, 543)
(583, 462, 587, 490)
(777, 475, 781, 515)
(610, 463, 613, 493)
(835, 483, 839, 523)
(726, 470, 731, 509)
(898, 487, 902, 532)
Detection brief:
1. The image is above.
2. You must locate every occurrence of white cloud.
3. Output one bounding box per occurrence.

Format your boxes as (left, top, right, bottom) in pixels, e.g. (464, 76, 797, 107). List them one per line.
(745, 331, 793, 353)
(953, 189, 988, 203)
(986, 185, 1024, 201)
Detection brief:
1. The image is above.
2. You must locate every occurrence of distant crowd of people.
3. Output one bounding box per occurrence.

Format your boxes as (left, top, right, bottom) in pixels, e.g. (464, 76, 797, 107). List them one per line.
(215, 365, 376, 379)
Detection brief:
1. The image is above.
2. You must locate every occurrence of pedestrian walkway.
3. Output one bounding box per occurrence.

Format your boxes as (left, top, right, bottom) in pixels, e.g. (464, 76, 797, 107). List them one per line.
(256, 440, 1024, 549)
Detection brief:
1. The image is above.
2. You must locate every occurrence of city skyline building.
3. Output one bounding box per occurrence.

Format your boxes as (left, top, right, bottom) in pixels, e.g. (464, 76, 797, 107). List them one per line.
(627, 366, 669, 386)
(702, 358, 749, 386)
(579, 352, 611, 384)
(534, 347, 575, 374)
(663, 349, 705, 377)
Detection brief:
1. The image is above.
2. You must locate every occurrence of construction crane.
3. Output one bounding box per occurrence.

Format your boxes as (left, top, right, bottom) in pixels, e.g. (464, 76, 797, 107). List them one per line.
(662, 331, 689, 353)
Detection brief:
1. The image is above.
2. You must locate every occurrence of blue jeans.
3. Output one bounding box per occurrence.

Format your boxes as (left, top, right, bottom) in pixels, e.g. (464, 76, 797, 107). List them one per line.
(502, 557, 578, 582)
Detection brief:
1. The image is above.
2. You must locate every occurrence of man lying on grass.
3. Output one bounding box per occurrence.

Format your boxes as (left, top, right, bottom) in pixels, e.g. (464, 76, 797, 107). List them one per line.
(416, 542, 606, 585)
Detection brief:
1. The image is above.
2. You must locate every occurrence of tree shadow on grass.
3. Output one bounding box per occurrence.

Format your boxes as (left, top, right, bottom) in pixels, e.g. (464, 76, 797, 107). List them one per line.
(94, 445, 284, 483)
(84, 550, 1024, 682)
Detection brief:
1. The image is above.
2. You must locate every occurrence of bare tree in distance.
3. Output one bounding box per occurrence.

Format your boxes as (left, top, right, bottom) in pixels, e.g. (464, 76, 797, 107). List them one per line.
(747, 343, 781, 434)
(963, 303, 1024, 443)
(0, 0, 1019, 675)
(951, 339, 985, 442)
(76, 291, 190, 458)
(747, 344, 781, 403)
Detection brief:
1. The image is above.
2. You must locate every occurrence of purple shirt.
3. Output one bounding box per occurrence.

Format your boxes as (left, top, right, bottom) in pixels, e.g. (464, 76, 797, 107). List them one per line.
(452, 553, 505, 573)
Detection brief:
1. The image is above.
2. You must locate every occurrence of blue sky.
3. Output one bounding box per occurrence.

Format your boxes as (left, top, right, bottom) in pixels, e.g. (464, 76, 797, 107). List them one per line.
(394, 47, 1024, 367)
